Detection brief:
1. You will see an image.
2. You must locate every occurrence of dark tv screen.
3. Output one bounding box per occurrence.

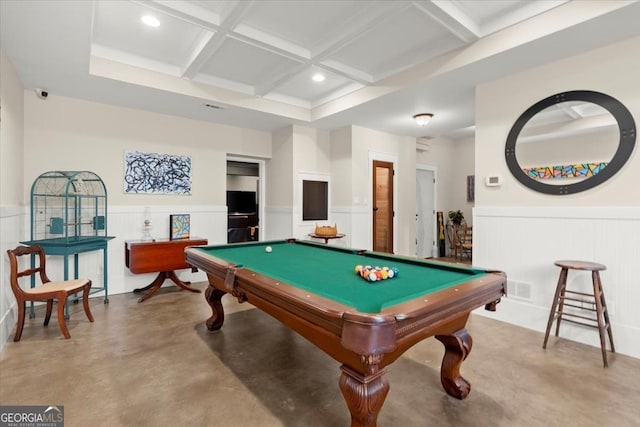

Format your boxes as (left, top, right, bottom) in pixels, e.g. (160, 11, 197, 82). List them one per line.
(302, 180, 328, 221)
(227, 191, 257, 213)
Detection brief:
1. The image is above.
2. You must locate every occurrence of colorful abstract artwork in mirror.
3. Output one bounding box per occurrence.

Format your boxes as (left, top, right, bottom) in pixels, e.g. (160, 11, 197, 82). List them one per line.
(523, 162, 607, 180)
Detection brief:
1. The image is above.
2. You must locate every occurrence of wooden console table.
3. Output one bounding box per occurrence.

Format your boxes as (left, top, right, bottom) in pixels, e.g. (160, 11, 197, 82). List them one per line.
(125, 237, 208, 302)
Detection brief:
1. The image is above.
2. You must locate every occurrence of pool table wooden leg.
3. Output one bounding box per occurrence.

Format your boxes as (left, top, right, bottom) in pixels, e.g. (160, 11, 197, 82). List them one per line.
(435, 328, 473, 399)
(339, 364, 389, 427)
(205, 286, 226, 331)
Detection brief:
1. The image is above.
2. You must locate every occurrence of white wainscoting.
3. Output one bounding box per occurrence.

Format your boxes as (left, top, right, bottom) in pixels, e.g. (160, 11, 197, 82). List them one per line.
(472, 206, 640, 360)
(264, 206, 363, 249)
(106, 205, 227, 296)
(6, 205, 226, 298)
(348, 207, 372, 251)
(264, 206, 293, 240)
(325, 206, 353, 248)
(0, 204, 227, 349)
(0, 205, 25, 350)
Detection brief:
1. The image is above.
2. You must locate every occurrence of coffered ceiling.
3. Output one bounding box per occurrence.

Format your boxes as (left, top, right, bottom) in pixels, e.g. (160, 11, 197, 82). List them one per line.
(2, 1, 640, 139)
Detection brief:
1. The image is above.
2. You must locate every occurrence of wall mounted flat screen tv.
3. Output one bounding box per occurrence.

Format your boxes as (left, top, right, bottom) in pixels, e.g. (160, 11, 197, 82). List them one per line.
(227, 191, 257, 213)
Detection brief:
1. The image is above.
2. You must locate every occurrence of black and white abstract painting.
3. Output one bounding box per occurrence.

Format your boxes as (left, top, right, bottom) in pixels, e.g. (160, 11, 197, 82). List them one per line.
(124, 151, 192, 195)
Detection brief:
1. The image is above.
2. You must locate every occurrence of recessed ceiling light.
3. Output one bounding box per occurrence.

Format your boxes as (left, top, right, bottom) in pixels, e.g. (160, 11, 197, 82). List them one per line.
(141, 15, 160, 27)
(312, 73, 325, 82)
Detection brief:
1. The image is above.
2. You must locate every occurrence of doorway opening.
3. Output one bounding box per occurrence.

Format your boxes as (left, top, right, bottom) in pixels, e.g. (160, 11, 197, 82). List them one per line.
(226, 158, 264, 243)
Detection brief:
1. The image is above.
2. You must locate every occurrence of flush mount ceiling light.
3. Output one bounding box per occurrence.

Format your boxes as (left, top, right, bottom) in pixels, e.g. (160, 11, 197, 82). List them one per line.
(141, 15, 160, 27)
(312, 73, 326, 82)
(413, 113, 434, 126)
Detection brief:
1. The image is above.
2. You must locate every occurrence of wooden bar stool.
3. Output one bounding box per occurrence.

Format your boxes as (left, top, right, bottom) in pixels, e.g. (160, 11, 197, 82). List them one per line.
(542, 260, 614, 367)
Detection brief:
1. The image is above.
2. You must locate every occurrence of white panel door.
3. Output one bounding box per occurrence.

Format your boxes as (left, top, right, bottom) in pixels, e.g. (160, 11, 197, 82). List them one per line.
(416, 168, 435, 258)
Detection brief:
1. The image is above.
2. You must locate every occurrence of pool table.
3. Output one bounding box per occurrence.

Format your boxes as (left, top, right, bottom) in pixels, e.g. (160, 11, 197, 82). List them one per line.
(185, 239, 506, 427)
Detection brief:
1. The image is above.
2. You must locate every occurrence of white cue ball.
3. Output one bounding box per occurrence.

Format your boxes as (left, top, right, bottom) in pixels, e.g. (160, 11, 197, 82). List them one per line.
(265, 246, 272, 253)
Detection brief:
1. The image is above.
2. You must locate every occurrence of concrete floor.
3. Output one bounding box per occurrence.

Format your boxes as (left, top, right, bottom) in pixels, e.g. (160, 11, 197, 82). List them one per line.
(1, 281, 639, 427)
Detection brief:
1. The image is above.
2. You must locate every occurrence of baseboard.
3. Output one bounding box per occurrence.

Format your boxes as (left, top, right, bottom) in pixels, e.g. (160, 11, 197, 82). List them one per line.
(0, 301, 17, 351)
(474, 297, 640, 360)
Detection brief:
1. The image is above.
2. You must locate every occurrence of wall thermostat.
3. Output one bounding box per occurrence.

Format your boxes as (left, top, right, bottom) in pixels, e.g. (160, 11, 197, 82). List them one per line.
(485, 175, 502, 187)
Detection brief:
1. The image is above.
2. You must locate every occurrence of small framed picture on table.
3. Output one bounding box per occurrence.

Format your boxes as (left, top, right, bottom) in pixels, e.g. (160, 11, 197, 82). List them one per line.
(170, 214, 190, 240)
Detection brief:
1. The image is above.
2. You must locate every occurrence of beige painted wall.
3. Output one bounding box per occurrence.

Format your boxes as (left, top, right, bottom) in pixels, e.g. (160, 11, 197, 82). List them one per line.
(292, 125, 331, 225)
(450, 137, 475, 224)
(0, 47, 26, 348)
(23, 94, 272, 207)
(474, 35, 640, 358)
(0, 48, 24, 206)
(329, 127, 353, 208)
(266, 125, 332, 211)
(292, 125, 331, 175)
(263, 125, 335, 240)
(416, 135, 475, 226)
(267, 126, 294, 208)
(351, 126, 416, 255)
(476, 35, 640, 206)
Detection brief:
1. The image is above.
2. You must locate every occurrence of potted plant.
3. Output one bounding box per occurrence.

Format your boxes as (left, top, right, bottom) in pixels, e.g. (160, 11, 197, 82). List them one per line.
(448, 210, 465, 226)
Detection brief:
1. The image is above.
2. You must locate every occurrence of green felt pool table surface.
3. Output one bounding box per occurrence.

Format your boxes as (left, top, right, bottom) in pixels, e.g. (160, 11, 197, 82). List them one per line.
(191, 239, 488, 313)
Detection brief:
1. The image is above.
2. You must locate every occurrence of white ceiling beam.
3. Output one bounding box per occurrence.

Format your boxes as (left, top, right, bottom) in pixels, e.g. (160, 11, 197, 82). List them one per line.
(253, 55, 373, 98)
(518, 114, 617, 144)
(253, 62, 308, 98)
(229, 27, 311, 97)
(556, 103, 583, 120)
(481, 1, 569, 37)
(231, 25, 311, 60)
(311, 81, 364, 109)
(179, 1, 256, 78)
(318, 60, 373, 84)
(181, 32, 227, 78)
(310, 1, 410, 59)
(255, 2, 405, 96)
(191, 73, 256, 96)
(132, 0, 221, 29)
(181, 31, 218, 78)
(412, 0, 480, 43)
(92, 43, 183, 76)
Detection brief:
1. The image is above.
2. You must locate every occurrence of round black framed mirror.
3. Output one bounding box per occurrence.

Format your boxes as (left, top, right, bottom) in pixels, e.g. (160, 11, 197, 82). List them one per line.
(505, 90, 636, 195)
